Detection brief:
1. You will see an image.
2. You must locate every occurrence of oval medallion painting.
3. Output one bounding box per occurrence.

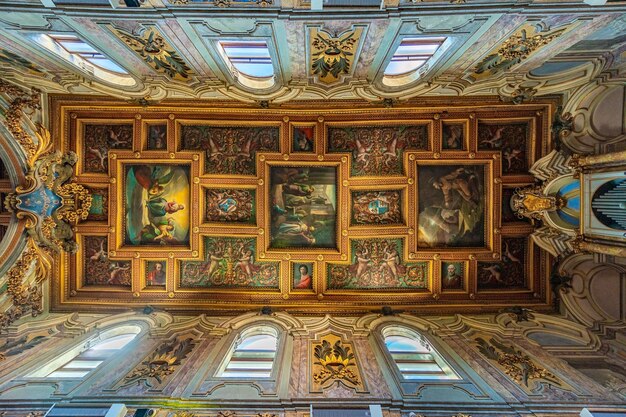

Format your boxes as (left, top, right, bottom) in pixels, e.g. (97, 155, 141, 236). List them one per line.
(124, 164, 191, 246)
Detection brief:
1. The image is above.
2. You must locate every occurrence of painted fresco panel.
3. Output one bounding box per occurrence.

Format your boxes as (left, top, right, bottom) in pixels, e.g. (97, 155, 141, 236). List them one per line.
(327, 125, 428, 176)
(502, 187, 532, 224)
(205, 188, 255, 224)
(417, 165, 486, 248)
(83, 236, 131, 286)
(327, 239, 428, 290)
(351, 190, 402, 225)
(147, 124, 167, 150)
(87, 188, 108, 222)
(292, 126, 315, 153)
(180, 237, 279, 288)
(478, 122, 529, 174)
(124, 164, 190, 246)
(442, 123, 465, 150)
(477, 237, 527, 289)
(83, 124, 133, 173)
(269, 166, 337, 249)
(180, 126, 279, 176)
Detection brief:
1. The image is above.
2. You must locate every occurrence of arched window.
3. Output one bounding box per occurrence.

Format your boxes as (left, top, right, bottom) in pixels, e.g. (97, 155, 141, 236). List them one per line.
(382, 37, 448, 87)
(27, 33, 136, 87)
(29, 326, 141, 379)
(217, 40, 276, 90)
(218, 327, 278, 378)
(382, 326, 459, 380)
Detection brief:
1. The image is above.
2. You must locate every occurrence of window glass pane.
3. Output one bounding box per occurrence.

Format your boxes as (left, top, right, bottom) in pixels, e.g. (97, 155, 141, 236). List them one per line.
(47, 370, 91, 378)
(58, 40, 98, 54)
(85, 57, 127, 74)
(227, 361, 274, 370)
(219, 40, 274, 79)
(395, 43, 440, 55)
(63, 360, 103, 369)
(384, 60, 425, 76)
(91, 334, 137, 350)
(396, 362, 443, 372)
(231, 63, 274, 78)
(221, 371, 271, 378)
(36, 34, 129, 76)
(384, 37, 445, 77)
(238, 334, 277, 351)
(222, 46, 271, 59)
(385, 336, 429, 353)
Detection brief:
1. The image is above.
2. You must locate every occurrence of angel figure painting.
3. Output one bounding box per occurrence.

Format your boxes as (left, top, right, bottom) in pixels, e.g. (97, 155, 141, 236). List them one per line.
(417, 165, 485, 248)
(124, 164, 190, 246)
(269, 166, 337, 249)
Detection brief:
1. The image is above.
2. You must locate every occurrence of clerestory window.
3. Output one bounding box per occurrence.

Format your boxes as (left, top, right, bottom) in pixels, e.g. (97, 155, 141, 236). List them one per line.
(218, 328, 278, 378)
(217, 40, 275, 90)
(29, 326, 141, 379)
(383, 326, 460, 380)
(29, 33, 135, 86)
(383, 37, 447, 87)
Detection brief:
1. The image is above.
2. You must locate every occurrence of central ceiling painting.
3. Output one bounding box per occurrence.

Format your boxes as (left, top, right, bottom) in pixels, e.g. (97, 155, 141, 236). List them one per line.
(51, 96, 551, 313)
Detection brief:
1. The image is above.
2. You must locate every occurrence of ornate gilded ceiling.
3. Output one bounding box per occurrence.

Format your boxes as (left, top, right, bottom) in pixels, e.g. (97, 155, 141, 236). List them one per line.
(42, 95, 554, 314)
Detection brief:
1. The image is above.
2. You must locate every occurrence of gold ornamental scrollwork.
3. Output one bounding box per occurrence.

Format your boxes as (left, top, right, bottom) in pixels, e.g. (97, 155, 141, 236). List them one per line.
(5, 143, 92, 253)
(0, 79, 43, 165)
(511, 185, 563, 221)
(0, 238, 51, 330)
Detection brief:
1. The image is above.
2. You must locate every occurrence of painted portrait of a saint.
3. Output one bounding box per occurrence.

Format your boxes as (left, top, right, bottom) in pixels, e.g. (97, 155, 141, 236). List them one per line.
(146, 261, 166, 286)
(441, 262, 464, 290)
(293, 263, 313, 290)
(269, 166, 337, 249)
(124, 164, 190, 246)
(417, 165, 485, 248)
(292, 126, 315, 153)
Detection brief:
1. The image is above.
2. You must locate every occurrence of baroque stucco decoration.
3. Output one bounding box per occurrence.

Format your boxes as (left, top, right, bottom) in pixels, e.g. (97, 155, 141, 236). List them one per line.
(0, 80, 91, 329)
(475, 336, 572, 393)
(309, 26, 365, 85)
(473, 24, 568, 80)
(120, 337, 197, 389)
(310, 333, 366, 393)
(114, 27, 194, 81)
